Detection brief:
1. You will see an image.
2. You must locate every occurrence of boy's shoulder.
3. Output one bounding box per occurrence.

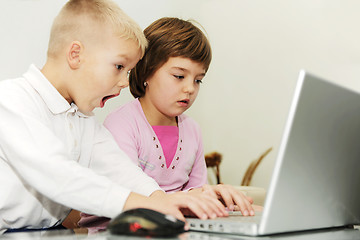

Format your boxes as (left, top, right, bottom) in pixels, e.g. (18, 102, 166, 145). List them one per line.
(0, 77, 34, 102)
(0, 76, 27, 89)
(0, 76, 47, 122)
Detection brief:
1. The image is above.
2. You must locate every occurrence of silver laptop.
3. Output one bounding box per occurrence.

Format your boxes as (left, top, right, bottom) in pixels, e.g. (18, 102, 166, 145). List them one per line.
(187, 70, 360, 236)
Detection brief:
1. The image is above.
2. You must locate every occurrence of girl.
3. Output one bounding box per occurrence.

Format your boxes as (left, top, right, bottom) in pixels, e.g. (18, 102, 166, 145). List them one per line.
(104, 17, 255, 215)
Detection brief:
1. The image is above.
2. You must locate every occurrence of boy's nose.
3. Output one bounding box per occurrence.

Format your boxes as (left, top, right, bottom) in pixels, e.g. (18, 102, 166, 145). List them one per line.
(117, 75, 129, 88)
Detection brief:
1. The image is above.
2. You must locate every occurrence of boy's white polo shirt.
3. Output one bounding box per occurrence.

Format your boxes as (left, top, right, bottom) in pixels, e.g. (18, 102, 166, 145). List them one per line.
(0, 65, 161, 231)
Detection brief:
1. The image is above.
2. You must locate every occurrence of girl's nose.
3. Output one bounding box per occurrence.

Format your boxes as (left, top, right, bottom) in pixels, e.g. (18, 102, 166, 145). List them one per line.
(183, 80, 195, 94)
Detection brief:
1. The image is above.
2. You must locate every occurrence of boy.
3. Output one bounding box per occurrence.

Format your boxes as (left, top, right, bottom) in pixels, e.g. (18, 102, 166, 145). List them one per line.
(0, 0, 226, 233)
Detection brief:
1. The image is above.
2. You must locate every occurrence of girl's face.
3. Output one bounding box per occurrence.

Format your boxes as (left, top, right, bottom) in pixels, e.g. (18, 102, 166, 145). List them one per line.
(141, 57, 206, 125)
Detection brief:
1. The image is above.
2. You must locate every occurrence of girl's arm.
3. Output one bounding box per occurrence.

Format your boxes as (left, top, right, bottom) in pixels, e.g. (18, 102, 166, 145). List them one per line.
(125, 190, 228, 223)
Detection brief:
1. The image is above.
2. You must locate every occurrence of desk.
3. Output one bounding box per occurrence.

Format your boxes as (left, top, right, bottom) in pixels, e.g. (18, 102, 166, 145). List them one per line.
(2, 227, 360, 240)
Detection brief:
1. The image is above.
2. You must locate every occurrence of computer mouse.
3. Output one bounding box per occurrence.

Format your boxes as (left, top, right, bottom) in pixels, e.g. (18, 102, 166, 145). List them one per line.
(107, 208, 185, 237)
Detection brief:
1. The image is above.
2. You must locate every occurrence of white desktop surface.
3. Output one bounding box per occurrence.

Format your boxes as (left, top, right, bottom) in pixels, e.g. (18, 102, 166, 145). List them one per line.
(2, 227, 360, 240)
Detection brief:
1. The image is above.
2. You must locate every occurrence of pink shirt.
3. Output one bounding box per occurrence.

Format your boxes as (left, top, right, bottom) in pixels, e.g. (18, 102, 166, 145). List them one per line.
(152, 125, 178, 168)
(104, 99, 207, 193)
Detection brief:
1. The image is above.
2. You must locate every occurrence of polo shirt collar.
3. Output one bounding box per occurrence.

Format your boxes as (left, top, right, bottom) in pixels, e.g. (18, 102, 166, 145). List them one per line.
(23, 64, 93, 117)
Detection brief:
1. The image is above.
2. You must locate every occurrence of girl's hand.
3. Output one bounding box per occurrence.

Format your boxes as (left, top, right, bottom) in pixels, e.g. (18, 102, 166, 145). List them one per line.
(152, 190, 229, 220)
(196, 184, 255, 216)
(124, 190, 228, 225)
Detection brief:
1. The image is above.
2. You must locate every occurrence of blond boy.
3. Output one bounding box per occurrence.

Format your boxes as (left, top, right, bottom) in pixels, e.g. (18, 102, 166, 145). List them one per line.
(0, 0, 226, 233)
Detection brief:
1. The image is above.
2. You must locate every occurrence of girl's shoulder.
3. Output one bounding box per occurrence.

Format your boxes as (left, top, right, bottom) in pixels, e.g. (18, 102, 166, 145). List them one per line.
(106, 99, 141, 118)
(104, 99, 144, 126)
(178, 113, 201, 131)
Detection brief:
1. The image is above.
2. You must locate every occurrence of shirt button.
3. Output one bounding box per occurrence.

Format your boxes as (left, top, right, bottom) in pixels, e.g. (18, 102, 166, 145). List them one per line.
(179, 147, 182, 151)
(156, 144, 159, 148)
(176, 157, 179, 160)
(172, 166, 175, 169)
(159, 156, 162, 160)
(161, 164, 164, 168)
(180, 139, 183, 143)
(153, 137, 156, 141)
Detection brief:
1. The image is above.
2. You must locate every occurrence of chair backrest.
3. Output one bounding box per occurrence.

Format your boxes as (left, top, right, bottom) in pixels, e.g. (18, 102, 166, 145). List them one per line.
(205, 152, 222, 184)
(241, 147, 272, 186)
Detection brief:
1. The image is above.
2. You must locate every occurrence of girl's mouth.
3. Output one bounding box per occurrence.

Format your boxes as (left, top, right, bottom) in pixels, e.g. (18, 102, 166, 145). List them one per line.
(100, 93, 119, 108)
(177, 99, 189, 107)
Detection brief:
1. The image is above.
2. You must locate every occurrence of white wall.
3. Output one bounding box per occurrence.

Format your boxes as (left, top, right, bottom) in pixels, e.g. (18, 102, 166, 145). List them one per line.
(1, 0, 360, 189)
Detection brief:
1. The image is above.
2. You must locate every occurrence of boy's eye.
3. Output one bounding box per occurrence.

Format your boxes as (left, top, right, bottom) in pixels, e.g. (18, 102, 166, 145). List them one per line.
(115, 64, 124, 70)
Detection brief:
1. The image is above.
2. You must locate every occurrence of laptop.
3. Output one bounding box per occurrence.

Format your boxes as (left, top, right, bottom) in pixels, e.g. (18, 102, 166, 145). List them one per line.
(187, 70, 360, 236)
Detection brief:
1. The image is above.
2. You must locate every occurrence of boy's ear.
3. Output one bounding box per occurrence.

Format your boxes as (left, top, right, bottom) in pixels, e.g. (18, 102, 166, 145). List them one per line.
(67, 41, 82, 69)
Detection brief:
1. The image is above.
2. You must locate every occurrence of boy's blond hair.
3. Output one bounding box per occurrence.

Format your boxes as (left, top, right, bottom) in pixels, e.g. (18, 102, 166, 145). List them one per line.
(47, 0, 147, 59)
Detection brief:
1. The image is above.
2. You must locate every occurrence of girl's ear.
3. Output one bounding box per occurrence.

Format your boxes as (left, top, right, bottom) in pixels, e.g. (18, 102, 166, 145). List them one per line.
(67, 41, 82, 69)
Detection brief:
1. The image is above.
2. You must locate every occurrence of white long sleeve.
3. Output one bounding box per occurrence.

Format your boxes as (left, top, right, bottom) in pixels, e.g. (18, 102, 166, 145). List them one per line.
(0, 65, 161, 232)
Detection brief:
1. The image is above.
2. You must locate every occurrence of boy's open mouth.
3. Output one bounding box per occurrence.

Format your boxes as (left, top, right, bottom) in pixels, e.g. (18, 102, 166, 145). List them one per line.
(101, 93, 119, 108)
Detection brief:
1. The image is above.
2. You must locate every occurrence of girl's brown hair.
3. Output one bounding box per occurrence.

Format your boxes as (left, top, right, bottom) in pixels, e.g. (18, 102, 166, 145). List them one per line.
(129, 17, 212, 98)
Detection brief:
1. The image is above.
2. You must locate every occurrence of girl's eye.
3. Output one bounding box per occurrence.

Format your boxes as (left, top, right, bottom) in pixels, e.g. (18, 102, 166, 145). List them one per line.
(174, 75, 184, 79)
(115, 64, 124, 70)
(195, 79, 203, 84)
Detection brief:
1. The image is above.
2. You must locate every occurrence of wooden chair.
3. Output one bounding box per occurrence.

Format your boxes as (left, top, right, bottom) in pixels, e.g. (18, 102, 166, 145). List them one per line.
(241, 147, 272, 186)
(205, 151, 222, 184)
